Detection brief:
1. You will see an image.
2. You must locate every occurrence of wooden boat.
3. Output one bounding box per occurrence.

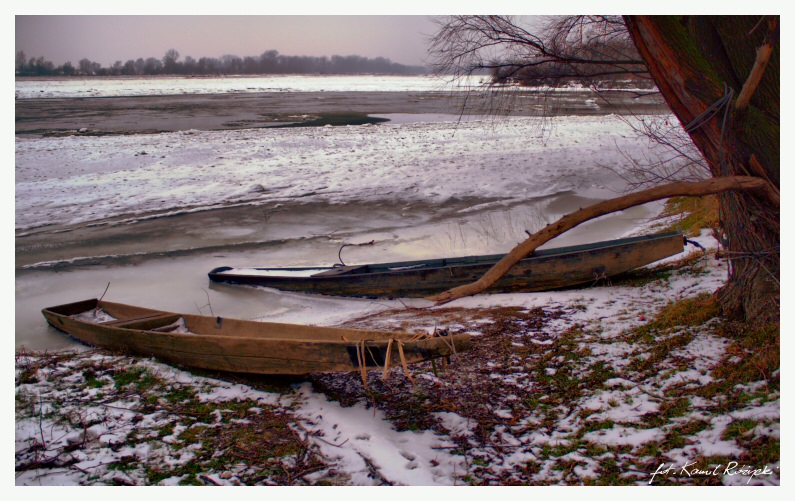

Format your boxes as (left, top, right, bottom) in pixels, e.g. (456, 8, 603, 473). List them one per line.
(42, 299, 471, 375)
(208, 232, 684, 298)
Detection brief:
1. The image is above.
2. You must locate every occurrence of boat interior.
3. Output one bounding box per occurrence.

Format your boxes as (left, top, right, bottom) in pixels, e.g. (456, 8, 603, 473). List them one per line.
(44, 298, 435, 343)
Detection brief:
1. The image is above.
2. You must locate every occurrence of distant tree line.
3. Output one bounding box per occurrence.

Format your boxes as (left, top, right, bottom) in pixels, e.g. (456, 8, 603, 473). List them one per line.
(15, 49, 428, 77)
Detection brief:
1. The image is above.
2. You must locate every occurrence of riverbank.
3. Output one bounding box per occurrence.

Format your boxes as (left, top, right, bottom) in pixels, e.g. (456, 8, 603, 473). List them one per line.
(15, 220, 781, 485)
(16, 75, 778, 485)
(16, 112, 674, 351)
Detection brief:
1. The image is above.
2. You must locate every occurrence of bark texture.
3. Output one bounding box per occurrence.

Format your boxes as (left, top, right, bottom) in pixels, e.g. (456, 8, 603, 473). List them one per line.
(625, 15, 779, 325)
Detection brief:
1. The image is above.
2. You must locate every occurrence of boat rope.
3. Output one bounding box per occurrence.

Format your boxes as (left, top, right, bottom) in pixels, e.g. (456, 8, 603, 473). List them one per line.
(335, 240, 375, 267)
(396, 341, 416, 386)
(683, 82, 734, 140)
(683, 237, 706, 251)
(383, 338, 394, 380)
(357, 339, 368, 388)
(98, 282, 111, 303)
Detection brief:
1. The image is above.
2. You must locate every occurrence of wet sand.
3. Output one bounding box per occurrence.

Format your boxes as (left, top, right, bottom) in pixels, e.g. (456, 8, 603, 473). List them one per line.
(15, 197, 492, 270)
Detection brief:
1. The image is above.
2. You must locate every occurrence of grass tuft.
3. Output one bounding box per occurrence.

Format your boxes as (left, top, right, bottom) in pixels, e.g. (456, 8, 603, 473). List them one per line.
(660, 195, 719, 237)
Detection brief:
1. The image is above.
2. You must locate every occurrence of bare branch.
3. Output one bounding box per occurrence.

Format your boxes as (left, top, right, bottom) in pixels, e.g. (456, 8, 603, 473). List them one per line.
(427, 176, 777, 305)
(429, 15, 650, 88)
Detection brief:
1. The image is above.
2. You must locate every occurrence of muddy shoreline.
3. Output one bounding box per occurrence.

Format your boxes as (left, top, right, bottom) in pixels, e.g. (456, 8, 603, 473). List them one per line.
(14, 196, 495, 270)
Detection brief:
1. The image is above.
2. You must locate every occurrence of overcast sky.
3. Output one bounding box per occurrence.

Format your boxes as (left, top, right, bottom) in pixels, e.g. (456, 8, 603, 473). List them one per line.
(15, 15, 440, 68)
(13, 2, 759, 68)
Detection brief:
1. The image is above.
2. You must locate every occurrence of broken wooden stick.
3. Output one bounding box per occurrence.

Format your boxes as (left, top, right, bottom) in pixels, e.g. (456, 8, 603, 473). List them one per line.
(735, 17, 777, 111)
(735, 44, 774, 111)
(426, 176, 776, 305)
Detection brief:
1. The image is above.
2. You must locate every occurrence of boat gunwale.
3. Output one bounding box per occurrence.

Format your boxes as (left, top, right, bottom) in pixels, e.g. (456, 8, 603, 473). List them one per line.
(42, 299, 466, 345)
(210, 231, 683, 281)
(41, 300, 473, 374)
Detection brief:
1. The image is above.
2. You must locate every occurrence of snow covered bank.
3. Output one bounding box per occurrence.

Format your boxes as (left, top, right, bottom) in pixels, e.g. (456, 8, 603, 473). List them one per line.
(15, 75, 654, 100)
(15, 114, 679, 232)
(14, 351, 468, 486)
(294, 383, 466, 485)
(314, 231, 779, 485)
(16, 231, 781, 485)
(15, 75, 474, 99)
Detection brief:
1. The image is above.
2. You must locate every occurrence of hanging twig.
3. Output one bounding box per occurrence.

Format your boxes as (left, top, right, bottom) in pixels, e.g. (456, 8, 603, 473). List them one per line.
(194, 289, 215, 317)
(382, 339, 394, 380)
(357, 340, 368, 388)
(202, 289, 215, 317)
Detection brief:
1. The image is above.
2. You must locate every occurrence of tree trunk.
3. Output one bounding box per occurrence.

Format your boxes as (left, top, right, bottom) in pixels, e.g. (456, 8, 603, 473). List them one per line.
(624, 15, 779, 326)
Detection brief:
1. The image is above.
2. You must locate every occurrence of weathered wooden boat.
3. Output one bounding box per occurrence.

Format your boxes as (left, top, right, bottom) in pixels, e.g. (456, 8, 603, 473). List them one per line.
(208, 232, 684, 298)
(42, 299, 471, 375)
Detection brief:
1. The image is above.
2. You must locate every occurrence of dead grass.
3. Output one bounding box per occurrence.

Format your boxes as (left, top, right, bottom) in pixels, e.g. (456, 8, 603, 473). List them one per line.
(305, 258, 778, 485)
(14, 353, 333, 486)
(16, 233, 779, 485)
(659, 195, 720, 237)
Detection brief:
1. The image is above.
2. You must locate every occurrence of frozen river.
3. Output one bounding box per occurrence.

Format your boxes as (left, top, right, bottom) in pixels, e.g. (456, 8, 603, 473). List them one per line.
(15, 75, 674, 349)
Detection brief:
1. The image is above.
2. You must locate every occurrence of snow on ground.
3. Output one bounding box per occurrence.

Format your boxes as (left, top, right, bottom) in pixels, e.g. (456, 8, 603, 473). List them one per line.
(15, 75, 653, 99)
(294, 383, 465, 485)
(14, 351, 468, 486)
(16, 231, 780, 485)
(15, 75, 477, 99)
(15, 114, 678, 231)
(312, 231, 779, 485)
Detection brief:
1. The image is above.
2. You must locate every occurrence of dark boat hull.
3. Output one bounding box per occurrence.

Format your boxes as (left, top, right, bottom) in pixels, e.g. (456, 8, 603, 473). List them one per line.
(208, 232, 684, 298)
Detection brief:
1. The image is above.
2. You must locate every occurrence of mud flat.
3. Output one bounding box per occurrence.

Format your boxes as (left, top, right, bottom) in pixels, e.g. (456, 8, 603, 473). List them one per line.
(15, 89, 667, 135)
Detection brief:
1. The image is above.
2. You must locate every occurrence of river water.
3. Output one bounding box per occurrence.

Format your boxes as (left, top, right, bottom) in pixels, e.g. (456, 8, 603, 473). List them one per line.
(15, 75, 672, 350)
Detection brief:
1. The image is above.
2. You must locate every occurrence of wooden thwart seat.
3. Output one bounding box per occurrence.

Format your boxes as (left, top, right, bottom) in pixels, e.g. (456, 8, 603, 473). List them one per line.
(101, 313, 180, 330)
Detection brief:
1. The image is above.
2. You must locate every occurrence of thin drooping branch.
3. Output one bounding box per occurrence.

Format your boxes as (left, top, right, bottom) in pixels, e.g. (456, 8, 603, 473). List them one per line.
(429, 15, 649, 86)
(426, 176, 777, 305)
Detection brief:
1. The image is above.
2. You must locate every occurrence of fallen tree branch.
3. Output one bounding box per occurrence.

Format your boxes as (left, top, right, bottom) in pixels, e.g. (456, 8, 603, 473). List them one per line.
(426, 176, 776, 305)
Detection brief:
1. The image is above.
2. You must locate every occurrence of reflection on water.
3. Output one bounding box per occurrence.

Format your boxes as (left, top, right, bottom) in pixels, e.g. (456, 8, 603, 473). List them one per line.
(432, 205, 551, 256)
